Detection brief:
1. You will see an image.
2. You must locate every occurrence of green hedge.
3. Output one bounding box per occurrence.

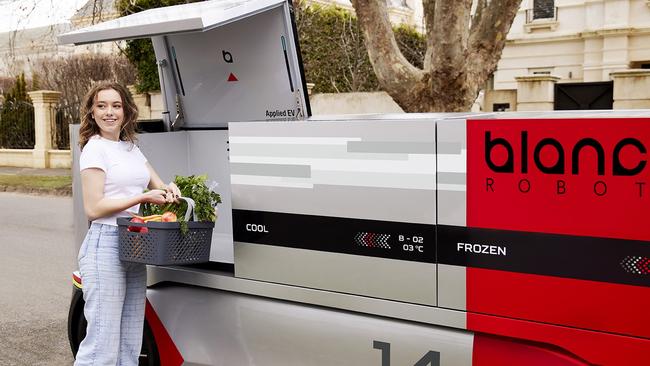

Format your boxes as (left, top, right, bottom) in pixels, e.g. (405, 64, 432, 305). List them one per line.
(119, 1, 426, 94)
(394, 24, 426, 70)
(116, 0, 204, 92)
(297, 5, 426, 93)
(0, 74, 35, 149)
(296, 4, 378, 93)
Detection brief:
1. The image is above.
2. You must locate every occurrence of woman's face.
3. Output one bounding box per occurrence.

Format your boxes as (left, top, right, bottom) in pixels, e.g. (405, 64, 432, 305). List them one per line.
(92, 88, 124, 141)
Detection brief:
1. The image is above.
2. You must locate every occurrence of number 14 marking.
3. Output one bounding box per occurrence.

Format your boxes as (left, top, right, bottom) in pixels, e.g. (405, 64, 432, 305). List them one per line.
(373, 341, 441, 366)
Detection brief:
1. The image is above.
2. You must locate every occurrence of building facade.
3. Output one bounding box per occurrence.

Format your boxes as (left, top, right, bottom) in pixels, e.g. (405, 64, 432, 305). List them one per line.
(0, 0, 118, 79)
(3, 0, 648, 112)
(486, 0, 650, 111)
(310, 0, 424, 32)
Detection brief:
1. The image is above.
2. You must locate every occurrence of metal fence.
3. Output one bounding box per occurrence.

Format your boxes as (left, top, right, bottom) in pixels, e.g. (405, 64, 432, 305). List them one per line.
(54, 101, 80, 150)
(0, 101, 35, 149)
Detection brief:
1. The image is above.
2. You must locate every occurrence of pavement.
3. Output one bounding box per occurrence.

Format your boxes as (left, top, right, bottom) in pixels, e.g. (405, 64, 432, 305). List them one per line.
(0, 193, 76, 365)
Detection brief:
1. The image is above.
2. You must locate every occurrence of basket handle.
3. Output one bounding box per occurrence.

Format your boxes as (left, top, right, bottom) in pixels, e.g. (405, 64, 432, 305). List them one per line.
(178, 196, 197, 222)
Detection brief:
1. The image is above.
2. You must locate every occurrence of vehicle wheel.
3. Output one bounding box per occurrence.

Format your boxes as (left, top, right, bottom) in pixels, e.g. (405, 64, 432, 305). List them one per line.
(67, 288, 161, 366)
(139, 321, 161, 366)
(67, 288, 86, 357)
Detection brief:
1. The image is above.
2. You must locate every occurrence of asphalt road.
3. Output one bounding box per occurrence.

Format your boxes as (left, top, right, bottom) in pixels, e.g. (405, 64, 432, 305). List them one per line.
(0, 192, 76, 365)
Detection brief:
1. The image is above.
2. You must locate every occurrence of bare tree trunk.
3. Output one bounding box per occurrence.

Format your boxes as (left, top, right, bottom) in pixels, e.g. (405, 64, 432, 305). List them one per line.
(350, 0, 423, 109)
(351, 0, 522, 112)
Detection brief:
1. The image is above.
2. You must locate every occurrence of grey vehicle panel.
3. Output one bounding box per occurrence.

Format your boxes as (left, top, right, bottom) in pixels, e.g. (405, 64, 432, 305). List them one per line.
(230, 119, 438, 303)
(147, 267, 466, 329)
(235, 243, 437, 305)
(437, 264, 467, 311)
(147, 285, 473, 366)
(436, 118, 467, 227)
(229, 120, 437, 223)
(231, 184, 436, 223)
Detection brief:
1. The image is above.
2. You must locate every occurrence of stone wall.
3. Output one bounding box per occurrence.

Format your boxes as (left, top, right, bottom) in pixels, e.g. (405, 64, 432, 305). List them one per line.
(484, 89, 518, 112)
(310, 92, 404, 115)
(612, 69, 650, 109)
(484, 70, 650, 111)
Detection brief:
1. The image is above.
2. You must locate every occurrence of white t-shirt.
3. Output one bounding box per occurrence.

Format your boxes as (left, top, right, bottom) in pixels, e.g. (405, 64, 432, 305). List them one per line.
(80, 135, 151, 226)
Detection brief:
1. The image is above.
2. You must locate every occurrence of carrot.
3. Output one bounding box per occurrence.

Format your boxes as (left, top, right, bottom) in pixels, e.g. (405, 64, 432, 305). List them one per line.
(130, 213, 163, 221)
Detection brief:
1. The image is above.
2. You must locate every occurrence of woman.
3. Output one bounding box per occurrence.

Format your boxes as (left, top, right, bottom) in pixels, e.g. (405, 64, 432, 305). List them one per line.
(74, 82, 180, 365)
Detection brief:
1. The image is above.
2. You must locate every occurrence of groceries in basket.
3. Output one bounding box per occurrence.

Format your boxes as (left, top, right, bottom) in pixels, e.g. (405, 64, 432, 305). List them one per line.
(142, 174, 221, 231)
(117, 174, 221, 265)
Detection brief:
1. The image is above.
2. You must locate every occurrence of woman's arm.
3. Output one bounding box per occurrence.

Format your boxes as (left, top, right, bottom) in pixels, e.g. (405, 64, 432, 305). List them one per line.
(81, 168, 168, 221)
(146, 162, 181, 200)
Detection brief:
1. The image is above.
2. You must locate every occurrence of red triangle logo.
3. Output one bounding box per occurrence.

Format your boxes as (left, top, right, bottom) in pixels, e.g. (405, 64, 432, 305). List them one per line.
(228, 73, 238, 82)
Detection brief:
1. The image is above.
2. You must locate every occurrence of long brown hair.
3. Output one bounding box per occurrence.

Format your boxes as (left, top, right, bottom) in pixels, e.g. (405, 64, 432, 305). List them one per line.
(78, 82, 139, 150)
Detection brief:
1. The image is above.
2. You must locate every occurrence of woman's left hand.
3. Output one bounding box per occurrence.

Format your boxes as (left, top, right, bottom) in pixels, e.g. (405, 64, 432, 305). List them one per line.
(164, 182, 181, 203)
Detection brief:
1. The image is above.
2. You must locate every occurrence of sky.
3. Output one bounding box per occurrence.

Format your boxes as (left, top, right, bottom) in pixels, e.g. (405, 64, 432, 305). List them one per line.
(0, 0, 88, 33)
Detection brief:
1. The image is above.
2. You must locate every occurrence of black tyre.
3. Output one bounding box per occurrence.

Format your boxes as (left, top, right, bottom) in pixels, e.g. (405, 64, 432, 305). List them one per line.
(67, 286, 161, 366)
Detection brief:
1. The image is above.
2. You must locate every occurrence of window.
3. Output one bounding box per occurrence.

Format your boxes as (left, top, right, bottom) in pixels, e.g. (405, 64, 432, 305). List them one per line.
(493, 103, 511, 112)
(630, 61, 650, 69)
(529, 67, 554, 75)
(533, 0, 555, 20)
(524, 0, 558, 32)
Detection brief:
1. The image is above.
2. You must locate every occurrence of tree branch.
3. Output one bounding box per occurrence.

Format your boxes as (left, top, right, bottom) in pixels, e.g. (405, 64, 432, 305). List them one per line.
(471, 0, 487, 34)
(468, 0, 521, 82)
(430, 0, 472, 78)
(351, 0, 421, 94)
(422, 0, 435, 69)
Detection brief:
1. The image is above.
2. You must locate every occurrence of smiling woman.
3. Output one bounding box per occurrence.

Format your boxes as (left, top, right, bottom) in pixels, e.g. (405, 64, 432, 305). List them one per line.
(91, 89, 125, 140)
(78, 83, 139, 149)
(73, 82, 181, 366)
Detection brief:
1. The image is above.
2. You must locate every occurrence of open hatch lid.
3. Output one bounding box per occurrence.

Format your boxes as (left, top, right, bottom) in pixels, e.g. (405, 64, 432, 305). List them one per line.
(59, 0, 286, 45)
(59, 0, 310, 129)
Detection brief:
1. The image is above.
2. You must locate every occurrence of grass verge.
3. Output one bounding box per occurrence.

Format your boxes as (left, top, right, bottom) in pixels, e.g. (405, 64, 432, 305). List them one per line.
(0, 175, 72, 195)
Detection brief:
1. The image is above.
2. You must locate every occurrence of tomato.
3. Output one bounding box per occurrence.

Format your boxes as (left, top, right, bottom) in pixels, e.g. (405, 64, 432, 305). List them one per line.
(162, 211, 178, 222)
(128, 217, 146, 233)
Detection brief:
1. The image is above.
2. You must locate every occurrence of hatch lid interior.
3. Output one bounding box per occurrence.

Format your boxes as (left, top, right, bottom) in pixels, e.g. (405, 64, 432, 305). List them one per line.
(59, 0, 310, 128)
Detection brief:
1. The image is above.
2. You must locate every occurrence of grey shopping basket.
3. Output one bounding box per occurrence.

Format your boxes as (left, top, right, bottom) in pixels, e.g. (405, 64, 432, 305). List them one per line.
(117, 197, 214, 265)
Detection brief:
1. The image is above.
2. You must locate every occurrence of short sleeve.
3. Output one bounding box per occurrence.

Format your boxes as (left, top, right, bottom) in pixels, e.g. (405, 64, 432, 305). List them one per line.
(80, 139, 107, 172)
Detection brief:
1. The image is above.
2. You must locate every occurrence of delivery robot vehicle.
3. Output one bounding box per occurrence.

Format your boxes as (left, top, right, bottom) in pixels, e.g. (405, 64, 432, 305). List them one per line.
(60, 1, 650, 365)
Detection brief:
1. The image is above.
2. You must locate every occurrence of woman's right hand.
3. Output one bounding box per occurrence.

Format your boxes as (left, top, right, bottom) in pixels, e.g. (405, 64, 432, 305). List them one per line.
(141, 189, 168, 205)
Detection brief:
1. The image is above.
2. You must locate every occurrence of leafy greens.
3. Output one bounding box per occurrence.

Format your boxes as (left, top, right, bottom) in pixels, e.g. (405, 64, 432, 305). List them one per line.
(142, 174, 222, 232)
